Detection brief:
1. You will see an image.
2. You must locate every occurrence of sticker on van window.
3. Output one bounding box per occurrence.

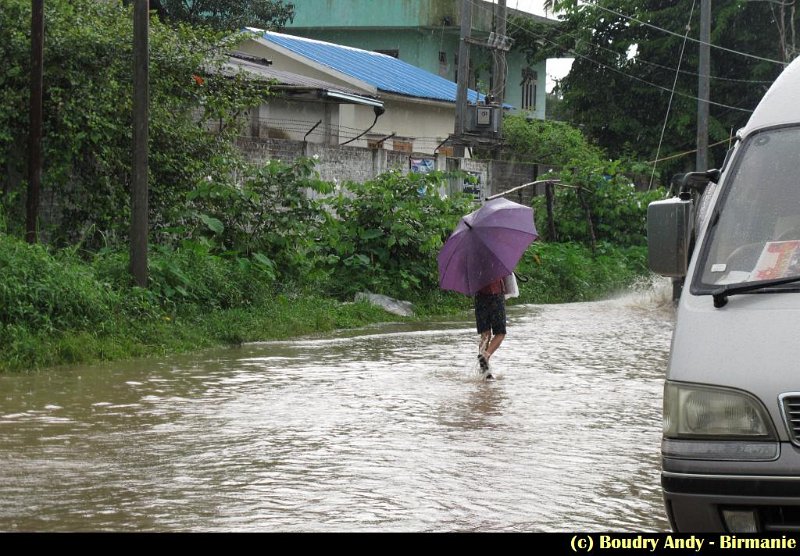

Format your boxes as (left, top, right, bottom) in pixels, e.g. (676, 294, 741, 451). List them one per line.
(711, 263, 727, 272)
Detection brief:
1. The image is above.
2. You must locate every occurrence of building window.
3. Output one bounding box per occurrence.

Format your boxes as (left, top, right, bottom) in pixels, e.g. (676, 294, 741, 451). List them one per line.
(521, 68, 538, 110)
(367, 134, 386, 149)
(393, 138, 413, 153)
(375, 49, 399, 58)
(439, 51, 448, 77)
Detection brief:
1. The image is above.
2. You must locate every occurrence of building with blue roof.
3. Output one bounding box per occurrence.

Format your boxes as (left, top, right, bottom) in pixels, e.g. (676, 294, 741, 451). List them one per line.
(283, 0, 552, 119)
(256, 30, 485, 105)
(237, 29, 497, 154)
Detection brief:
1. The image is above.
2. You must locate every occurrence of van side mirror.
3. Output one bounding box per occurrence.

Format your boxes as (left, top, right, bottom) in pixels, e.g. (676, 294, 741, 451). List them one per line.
(647, 197, 694, 277)
(671, 169, 721, 196)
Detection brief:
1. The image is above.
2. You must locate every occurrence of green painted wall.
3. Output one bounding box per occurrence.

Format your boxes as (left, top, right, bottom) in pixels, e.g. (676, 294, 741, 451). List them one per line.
(288, 0, 459, 29)
(284, 0, 547, 118)
(291, 28, 459, 78)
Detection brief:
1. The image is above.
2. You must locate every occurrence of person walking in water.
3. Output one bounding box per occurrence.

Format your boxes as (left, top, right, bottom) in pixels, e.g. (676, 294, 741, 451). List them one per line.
(475, 275, 508, 380)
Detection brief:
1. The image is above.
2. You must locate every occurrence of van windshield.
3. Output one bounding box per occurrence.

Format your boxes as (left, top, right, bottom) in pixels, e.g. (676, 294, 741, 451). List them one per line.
(695, 126, 800, 291)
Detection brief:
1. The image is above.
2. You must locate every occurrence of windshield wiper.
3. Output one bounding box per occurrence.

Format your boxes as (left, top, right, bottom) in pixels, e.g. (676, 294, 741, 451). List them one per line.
(712, 275, 800, 308)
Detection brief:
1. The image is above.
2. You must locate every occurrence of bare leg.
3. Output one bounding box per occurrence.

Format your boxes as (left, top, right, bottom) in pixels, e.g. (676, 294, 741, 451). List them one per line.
(485, 333, 505, 359)
(477, 331, 492, 372)
(479, 331, 492, 354)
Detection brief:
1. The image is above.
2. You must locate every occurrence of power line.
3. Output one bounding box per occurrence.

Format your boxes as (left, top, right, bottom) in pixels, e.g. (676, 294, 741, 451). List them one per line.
(650, 0, 697, 190)
(626, 57, 774, 84)
(509, 7, 775, 85)
(592, 4, 787, 66)
(529, 31, 754, 112)
(467, 0, 757, 112)
(646, 137, 732, 164)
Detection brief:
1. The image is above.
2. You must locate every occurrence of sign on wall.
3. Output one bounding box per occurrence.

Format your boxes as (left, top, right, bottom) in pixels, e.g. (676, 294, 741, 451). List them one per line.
(410, 157, 435, 174)
(463, 171, 483, 200)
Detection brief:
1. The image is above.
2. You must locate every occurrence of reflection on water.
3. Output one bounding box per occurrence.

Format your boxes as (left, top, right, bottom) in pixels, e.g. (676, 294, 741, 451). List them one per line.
(0, 282, 675, 531)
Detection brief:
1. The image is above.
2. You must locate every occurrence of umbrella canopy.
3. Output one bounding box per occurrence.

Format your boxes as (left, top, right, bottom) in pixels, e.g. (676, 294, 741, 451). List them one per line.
(437, 197, 537, 296)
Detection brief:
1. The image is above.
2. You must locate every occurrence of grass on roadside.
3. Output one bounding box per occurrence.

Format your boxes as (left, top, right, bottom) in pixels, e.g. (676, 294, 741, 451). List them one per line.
(0, 233, 648, 373)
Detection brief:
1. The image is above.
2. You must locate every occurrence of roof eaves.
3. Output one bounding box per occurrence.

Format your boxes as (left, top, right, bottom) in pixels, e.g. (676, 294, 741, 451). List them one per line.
(249, 34, 378, 95)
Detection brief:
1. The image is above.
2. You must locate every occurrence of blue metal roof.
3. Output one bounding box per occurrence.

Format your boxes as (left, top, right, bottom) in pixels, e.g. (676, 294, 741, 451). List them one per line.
(256, 30, 484, 104)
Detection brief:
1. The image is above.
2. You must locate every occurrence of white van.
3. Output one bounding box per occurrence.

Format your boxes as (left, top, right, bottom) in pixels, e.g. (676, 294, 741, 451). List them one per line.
(648, 56, 800, 532)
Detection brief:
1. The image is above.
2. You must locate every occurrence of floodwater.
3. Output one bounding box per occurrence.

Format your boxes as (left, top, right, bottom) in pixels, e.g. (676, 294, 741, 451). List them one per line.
(0, 281, 676, 532)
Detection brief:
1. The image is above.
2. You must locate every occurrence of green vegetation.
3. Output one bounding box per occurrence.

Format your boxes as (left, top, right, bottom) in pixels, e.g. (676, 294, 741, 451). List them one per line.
(511, 0, 788, 178)
(0, 1, 654, 373)
(0, 230, 395, 372)
(147, 0, 296, 32)
(502, 115, 667, 246)
(518, 242, 647, 304)
(1, 0, 263, 247)
(0, 224, 647, 372)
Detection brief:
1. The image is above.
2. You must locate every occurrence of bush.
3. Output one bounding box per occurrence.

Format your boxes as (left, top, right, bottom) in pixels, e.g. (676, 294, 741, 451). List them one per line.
(515, 241, 648, 303)
(322, 170, 475, 298)
(178, 157, 333, 287)
(534, 165, 667, 246)
(502, 115, 603, 168)
(92, 243, 276, 311)
(0, 234, 120, 333)
(0, 0, 264, 248)
(501, 115, 663, 247)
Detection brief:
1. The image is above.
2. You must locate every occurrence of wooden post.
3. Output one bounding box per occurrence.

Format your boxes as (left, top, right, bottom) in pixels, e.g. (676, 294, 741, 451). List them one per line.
(545, 181, 557, 241)
(131, 0, 149, 287)
(576, 187, 596, 253)
(453, 0, 471, 157)
(491, 0, 507, 107)
(696, 0, 711, 171)
(26, 0, 44, 244)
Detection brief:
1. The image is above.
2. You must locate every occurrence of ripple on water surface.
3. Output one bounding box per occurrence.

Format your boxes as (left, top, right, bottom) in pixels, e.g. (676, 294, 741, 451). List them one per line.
(0, 284, 675, 531)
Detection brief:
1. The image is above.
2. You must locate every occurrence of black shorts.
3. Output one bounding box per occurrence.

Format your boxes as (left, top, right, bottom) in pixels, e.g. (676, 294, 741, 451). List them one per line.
(475, 293, 506, 335)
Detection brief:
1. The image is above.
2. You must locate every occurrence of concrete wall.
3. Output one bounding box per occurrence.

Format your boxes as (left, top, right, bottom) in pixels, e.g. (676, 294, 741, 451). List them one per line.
(491, 160, 538, 206)
(249, 97, 341, 144)
(236, 137, 396, 185)
(234, 136, 542, 203)
(236, 137, 307, 165)
(240, 91, 456, 155)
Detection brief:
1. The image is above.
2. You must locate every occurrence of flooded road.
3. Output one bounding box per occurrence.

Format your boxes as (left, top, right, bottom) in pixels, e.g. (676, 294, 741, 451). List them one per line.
(0, 285, 675, 531)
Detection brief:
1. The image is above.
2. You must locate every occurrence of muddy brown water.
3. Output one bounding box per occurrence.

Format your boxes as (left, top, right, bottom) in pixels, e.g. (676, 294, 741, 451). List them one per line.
(0, 284, 675, 531)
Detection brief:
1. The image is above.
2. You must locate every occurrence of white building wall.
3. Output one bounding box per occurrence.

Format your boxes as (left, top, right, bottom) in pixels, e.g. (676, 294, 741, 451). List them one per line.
(238, 38, 458, 154)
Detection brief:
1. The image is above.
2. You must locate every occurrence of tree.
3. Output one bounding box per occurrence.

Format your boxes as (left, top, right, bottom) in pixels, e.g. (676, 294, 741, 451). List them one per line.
(0, 0, 266, 247)
(511, 0, 789, 181)
(148, 0, 295, 32)
(501, 115, 661, 246)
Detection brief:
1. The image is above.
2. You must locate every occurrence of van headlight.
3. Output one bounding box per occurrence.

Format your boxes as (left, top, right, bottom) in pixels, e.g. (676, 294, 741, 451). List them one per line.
(663, 382, 778, 461)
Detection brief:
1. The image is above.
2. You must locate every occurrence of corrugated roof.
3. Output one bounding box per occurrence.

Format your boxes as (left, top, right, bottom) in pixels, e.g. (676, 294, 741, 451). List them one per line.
(222, 56, 385, 108)
(224, 55, 372, 97)
(253, 30, 484, 104)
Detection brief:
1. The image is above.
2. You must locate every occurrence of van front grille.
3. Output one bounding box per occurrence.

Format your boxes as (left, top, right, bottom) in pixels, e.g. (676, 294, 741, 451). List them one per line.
(780, 394, 800, 446)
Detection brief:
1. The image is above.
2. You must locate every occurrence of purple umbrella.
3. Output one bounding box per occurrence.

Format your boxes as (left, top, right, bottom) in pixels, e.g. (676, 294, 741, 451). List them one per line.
(438, 197, 537, 296)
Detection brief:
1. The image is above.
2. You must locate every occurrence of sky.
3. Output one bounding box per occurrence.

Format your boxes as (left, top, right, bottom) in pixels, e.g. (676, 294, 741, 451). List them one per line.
(500, 0, 575, 92)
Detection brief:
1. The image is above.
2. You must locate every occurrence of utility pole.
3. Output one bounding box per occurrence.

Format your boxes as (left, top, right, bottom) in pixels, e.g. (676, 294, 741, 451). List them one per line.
(27, 0, 44, 244)
(454, 0, 472, 157)
(696, 0, 710, 171)
(491, 0, 508, 107)
(131, 0, 149, 287)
